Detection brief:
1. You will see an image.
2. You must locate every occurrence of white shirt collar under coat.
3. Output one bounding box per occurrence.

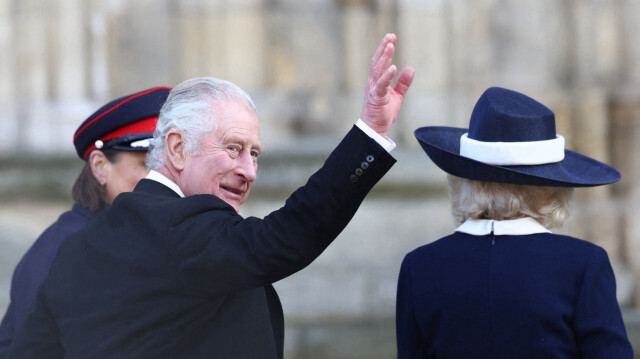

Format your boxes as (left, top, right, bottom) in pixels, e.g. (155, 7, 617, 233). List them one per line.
(455, 217, 551, 236)
(146, 170, 185, 198)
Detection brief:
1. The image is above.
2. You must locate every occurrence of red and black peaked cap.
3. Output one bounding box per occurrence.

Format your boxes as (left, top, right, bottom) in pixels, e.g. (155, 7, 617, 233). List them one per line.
(73, 86, 171, 159)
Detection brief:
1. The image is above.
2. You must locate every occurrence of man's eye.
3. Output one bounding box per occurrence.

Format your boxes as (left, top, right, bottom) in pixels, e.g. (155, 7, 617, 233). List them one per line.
(250, 150, 260, 158)
(227, 146, 239, 152)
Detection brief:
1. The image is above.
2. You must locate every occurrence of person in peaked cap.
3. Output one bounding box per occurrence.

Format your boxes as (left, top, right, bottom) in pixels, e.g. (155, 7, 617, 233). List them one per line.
(396, 87, 633, 358)
(0, 86, 170, 359)
(72, 86, 172, 207)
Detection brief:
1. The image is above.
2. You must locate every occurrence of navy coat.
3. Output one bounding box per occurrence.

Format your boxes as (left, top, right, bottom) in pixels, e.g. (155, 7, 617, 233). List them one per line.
(0, 205, 98, 359)
(396, 231, 633, 359)
(7, 126, 395, 359)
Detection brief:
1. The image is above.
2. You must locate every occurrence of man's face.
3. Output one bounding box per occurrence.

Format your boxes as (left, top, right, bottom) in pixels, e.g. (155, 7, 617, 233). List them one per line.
(180, 101, 261, 212)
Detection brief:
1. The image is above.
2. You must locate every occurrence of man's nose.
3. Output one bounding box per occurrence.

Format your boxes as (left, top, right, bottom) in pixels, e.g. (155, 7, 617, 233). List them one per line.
(237, 152, 257, 182)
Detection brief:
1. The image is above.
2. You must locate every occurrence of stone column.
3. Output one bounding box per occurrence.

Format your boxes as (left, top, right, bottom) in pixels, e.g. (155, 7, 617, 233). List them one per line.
(334, 0, 376, 140)
(224, 2, 267, 93)
(107, 0, 176, 96)
(620, 0, 640, 89)
(571, 1, 622, 87)
(51, 0, 86, 99)
(567, 0, 634, 306)
(176, 1, 267, 100)
(0, 0, 17, 153)
(47, 0, 93, 155)
(568, 89, 616, 246)
(396, 0, 452, 145)
(259, 0, 346, 145)
(611, 96, 640, 306)
(15, 0, 54, 153)
(339, 0, 375, 94)
(176, 9, 228, 82)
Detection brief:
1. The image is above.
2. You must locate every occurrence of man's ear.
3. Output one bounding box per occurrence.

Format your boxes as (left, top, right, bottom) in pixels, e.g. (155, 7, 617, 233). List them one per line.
(89, 150, 109, 186)
(165, 130, 187, 171)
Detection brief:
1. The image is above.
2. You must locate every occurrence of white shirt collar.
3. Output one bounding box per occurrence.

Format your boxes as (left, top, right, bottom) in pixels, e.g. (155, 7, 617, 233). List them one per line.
(145, 170, 185, 198)
(455, 217, 551, 236)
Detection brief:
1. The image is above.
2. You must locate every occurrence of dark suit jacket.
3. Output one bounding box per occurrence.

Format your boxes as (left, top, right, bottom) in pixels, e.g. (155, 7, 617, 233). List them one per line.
(0, 205, 98, 359)
(8, 126, 395, 359)
(396, 231, 633, 359)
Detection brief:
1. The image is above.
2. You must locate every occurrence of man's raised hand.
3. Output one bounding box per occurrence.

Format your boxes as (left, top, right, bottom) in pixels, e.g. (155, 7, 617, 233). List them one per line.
(360, 33, 415, 137)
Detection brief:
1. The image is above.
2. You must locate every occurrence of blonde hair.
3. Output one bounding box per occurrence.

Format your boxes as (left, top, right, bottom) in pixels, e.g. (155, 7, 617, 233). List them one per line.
(447, 175, 573, 229)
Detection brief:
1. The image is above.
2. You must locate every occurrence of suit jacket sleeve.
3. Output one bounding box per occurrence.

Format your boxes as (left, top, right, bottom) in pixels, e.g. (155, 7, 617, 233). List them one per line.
(573, 246, 633, 359)
(166, 125, 396, 294)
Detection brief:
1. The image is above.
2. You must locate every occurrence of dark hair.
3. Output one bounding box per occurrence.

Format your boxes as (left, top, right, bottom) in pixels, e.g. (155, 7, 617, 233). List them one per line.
(71, 149, 121, 212)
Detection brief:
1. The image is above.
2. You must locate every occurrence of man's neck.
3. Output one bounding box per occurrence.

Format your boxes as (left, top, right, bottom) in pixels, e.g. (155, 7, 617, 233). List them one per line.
(146, 170, 185, 197)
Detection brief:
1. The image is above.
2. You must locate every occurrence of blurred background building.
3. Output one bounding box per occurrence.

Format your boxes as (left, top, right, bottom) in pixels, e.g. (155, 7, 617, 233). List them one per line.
(1, 0, 640, 357)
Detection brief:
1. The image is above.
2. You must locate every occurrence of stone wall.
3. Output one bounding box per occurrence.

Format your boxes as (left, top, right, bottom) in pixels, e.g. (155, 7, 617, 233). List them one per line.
(1, 0, 640, 357)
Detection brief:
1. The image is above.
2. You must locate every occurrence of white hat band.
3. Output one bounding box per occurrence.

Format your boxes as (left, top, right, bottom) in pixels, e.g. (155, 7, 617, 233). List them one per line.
(460, 133, 565, 165)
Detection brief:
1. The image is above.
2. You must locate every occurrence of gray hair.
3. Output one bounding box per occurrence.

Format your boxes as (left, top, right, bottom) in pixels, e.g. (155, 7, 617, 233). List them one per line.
(447, 175, 573, 229)
(145, 77, 256, 171)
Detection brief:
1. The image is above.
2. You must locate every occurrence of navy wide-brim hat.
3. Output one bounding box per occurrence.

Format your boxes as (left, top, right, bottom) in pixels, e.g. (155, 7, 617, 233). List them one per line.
(415, 87, 621, 187)
(73, 86, 171, 159)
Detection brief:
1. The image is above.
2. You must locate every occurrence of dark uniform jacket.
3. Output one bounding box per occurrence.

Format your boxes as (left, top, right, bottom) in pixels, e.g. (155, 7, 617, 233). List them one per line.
(0, 205, 98, 359)
(7, 126, 395, 358)
(396, 227, 633, 359)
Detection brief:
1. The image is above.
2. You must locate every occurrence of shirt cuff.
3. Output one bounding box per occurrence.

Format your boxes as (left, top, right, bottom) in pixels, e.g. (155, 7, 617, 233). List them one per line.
(355, 119, 396, 152)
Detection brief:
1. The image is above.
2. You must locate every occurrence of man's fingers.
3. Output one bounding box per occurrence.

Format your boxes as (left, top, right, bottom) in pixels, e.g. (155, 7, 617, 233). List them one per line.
(393, 67, 415, 98)
(373, 64, 397, 98)
(371, 43, 395, 83)
(371, 33, 396, 67)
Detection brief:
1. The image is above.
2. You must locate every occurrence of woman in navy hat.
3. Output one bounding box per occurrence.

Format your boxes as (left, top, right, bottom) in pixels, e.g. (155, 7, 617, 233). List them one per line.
(0, 87, 170, 358)
(396, 87, 633, 358)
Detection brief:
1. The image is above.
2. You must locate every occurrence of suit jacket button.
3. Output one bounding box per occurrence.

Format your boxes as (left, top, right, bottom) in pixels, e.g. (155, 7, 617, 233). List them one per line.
(350, 174, 359, 182)
(361, 161, 369, 169)
(366, 155, 374, 163)
(355, 168, 363, 176)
